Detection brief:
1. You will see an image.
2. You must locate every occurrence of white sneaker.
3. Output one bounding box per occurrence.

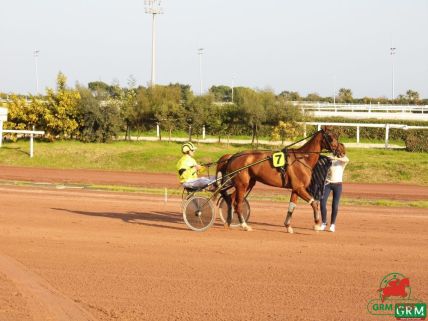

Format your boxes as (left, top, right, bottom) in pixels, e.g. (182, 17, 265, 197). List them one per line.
(329, 224, 336, 232)
(320, 223, 327, 231)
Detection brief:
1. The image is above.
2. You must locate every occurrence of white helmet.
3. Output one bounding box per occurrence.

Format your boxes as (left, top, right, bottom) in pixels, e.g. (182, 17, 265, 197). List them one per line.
(182, 142, 197, 154)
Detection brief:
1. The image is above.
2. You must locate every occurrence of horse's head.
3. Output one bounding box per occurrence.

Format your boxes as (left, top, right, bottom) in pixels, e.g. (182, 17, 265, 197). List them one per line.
(334, 142, 346, 157)
(320, 126, 340, 155)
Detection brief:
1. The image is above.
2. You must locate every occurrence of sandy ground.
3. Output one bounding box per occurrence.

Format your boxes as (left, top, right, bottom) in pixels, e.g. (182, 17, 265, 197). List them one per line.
(0, 168, 427, 321)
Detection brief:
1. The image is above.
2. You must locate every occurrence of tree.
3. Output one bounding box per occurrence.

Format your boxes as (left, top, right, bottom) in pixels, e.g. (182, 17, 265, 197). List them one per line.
(218, 103, 243, 140)
(266, 98, 304, 126)
(88, 80, 122, 98)
(278, 91, 300, 101)
(205, 103, 228, 142)
(76, 85, 122, 142)
(306, 92, 321, 102)
(135, 87, 154, 133)
(147, 85, 183, 141)
(4, 95, 29, 131)
(337, 88, 353, 103)
(88, 81, 110, 93)
(168, 83, 194, 105)
(186, 94, 214, 140)
(120, 77, 139, 140)
(271, 120, 302, 144)
(209, 85, 232, 102)
(44, 72, 80, 139)
(234, 87, 265, 144)
(406, 90, 420, 103)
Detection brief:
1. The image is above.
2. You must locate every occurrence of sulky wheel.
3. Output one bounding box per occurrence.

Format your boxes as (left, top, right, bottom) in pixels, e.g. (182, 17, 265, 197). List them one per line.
(182, 196, 215, 232)
(217, 197, 251, 227)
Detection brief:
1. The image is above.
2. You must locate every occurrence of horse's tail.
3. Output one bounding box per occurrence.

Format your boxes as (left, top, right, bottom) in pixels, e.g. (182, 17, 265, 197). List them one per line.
(215, 154, 234, 219)
(216, 154, 233, 186)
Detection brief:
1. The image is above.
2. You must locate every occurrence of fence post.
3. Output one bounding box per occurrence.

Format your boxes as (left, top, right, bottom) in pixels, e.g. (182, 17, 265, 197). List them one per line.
(385, 124, 390, 148)
(0, 120, 3, 147)
(317, 124, 321, 131)
(156, 123, 160, 138)
(30, 136, 34, 158)
(356, 126, 360, 144)
(202, 125, 205, 140)
(303, 123, 307, 137)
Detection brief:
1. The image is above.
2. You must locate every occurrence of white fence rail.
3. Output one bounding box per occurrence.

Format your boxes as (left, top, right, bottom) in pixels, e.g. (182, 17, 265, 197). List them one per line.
(295, 101, 427, 113)
(0, 108, 45, 157)
(304, 122, 428, 148)
(0, 128, 45, 157)
(294, 102, 428, 121)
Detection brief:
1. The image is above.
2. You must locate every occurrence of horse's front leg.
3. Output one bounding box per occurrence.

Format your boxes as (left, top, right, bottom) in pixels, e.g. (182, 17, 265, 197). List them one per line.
(284, 192, 298, 234)
(294, 186, 322, 231)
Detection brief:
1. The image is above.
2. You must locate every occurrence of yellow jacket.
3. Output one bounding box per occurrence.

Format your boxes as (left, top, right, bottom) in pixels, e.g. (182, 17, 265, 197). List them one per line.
(176, 154, 198, 183)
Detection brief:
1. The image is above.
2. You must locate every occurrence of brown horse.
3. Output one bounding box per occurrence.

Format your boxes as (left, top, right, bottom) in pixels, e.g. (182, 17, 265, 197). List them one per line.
(216, 126, 339, 232)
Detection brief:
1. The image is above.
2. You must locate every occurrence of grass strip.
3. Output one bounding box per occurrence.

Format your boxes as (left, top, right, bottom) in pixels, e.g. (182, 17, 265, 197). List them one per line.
(1, 180, 427, 209)
(1, 140, 427, 185)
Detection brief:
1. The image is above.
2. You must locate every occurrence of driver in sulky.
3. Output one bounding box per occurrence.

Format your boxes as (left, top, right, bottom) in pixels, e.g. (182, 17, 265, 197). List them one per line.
(176, 142, 216, 191)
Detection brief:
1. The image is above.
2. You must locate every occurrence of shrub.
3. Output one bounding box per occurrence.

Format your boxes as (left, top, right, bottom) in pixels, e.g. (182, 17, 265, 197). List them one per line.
(77, 87, 122, 143)
(405, 130, 428, 152)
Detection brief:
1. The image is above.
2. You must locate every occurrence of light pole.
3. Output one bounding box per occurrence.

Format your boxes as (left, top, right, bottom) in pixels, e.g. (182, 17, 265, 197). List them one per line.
(332, 75, 336, 107)
(145, 0, 163, 87)
(231, 76, 234, 102)
(33, 49, 40, 94)
(390, 47, 396, 101)
(198, 48, 204, 95)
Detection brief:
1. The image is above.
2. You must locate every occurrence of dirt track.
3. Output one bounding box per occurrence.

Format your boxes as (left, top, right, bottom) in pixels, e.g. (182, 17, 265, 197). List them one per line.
(0, 168, 427, 321)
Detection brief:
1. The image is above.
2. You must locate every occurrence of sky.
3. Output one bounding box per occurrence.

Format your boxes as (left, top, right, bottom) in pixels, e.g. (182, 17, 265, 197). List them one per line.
(1, 0, 427, 98)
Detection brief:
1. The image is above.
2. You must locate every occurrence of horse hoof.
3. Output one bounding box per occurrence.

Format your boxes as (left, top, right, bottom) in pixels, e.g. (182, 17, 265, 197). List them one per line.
(287, 226, 294, 234)
(241, 224, 253, 232)
(314, 224, 322, 231)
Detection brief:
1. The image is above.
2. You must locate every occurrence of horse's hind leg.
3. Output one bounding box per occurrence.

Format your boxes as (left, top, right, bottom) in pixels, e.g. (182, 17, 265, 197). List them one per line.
(226, 190, 236, 227)
(234, 180, 252, 231)
(284, 192, 298, 234)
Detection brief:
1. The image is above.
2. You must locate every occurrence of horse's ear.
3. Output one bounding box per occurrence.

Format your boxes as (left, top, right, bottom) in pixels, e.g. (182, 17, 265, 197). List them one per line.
(321, 125, 331, 131)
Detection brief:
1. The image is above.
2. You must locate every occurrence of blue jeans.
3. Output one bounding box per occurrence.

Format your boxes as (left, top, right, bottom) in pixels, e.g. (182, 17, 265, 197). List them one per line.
(183, 176, 216, 190)
(321, 183, 343, 225)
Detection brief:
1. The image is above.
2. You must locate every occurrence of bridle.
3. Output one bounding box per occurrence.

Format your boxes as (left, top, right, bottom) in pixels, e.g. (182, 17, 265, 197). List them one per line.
(321, 129, 339, 156)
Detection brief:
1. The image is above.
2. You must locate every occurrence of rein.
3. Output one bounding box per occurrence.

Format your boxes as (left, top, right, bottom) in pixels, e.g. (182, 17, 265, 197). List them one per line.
(202, 129, 337, 181)
(200, 130, 323, 169)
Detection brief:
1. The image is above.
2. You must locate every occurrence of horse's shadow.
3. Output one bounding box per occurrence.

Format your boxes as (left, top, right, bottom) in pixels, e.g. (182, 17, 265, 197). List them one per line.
(51, 208, 188, 231)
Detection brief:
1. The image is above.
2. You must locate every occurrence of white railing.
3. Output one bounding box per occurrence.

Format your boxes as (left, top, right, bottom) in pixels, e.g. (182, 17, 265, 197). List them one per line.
(304, 122, 428, 148)
(0, 127, 45, 158)
(294, 101, 427, 114)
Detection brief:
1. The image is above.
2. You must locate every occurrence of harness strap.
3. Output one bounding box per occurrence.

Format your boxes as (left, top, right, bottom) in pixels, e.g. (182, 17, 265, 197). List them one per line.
(277, 148, 288, 187)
